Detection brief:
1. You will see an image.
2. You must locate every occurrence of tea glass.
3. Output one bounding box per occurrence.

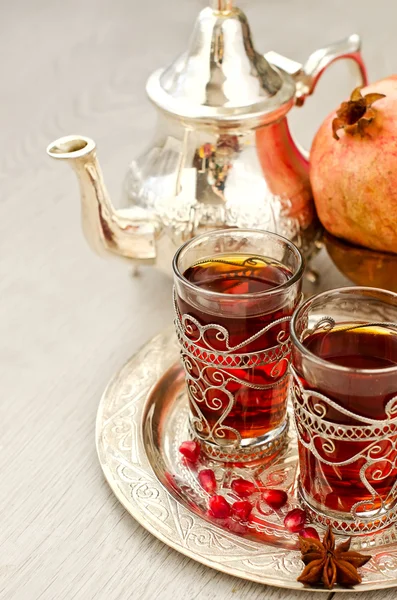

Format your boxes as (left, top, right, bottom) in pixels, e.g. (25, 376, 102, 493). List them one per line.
(173, 229, 303, 463)
(290, 287, 397, 534)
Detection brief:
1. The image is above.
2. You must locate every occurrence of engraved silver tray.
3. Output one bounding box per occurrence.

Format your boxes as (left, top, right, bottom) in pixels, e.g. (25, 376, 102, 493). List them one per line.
(96, 326, 397, 593)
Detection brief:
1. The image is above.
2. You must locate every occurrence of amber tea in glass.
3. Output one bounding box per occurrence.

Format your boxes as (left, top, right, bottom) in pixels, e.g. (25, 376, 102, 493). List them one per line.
(173, 229, 303, 463)
(291, 287, 397, 533)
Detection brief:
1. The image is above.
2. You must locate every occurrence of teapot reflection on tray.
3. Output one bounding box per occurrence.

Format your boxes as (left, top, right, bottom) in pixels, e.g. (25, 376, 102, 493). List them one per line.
(324, 232, 397, 292)
(47, 0, 367, 275)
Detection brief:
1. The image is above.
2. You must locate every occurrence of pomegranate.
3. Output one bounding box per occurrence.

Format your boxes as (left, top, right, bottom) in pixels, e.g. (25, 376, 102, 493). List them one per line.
(300, 526, 320, 541)
(310, 78, 397, 254)
(284, 508, 307, 532)
(208, 495, 231, 519)
(198, 469, 217, 494)
(262, 489, 288, 510)
(179, 441, 201, 463)
(231, 500, 253, 521)
(230, 478, 257, 498)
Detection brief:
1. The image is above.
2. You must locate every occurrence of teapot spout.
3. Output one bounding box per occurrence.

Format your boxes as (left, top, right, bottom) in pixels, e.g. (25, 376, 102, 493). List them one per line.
(47, 135, 157, 263)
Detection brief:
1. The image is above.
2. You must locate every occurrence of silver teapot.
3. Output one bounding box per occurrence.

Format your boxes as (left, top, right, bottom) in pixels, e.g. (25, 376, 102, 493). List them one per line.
(47, 0, 367, 274)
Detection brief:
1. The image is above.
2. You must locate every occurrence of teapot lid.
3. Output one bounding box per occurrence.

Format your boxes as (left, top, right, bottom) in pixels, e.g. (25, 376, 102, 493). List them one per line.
(146, 0, 296, 124)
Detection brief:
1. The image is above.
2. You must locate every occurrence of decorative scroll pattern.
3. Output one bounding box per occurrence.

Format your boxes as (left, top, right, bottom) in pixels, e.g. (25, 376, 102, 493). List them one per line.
(174, 292, 291, 460)
(176, 313, 292, 369)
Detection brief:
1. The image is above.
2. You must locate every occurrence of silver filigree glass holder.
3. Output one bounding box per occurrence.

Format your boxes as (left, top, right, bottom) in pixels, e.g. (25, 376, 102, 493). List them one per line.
(172, 228, 303, 462)
(175, 311, 291, 462)
(290, 287, 397, 534)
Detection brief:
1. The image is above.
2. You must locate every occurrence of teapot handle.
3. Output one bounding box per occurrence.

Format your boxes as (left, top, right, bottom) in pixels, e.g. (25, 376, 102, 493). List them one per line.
(265, 34, 368, 106)
(295, 33, 368, 105)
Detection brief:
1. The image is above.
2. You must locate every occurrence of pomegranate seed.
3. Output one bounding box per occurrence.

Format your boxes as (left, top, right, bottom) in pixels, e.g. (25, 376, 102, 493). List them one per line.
(198, 469, 217, 494)
(208, 495, 231, 519)
(300, 526, 320, 540)
(231, 478, 256, 498)
(231, 500, 253, 521)
(284, 508, 307, 533)
(262, 489, 288, 510)
(179, 440, 200, 463)
(207, 513, 229, 527)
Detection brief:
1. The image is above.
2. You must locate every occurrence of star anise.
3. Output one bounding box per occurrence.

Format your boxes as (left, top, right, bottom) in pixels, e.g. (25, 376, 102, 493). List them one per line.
(297, 527, 371, 589)
(332, 87, 385, 140)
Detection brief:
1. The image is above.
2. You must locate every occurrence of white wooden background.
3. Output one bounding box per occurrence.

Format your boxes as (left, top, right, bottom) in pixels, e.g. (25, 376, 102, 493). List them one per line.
(1, 0, 397, 598)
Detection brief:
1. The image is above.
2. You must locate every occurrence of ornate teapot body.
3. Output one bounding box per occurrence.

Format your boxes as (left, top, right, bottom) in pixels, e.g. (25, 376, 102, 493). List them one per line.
(47, 0, 367, 273)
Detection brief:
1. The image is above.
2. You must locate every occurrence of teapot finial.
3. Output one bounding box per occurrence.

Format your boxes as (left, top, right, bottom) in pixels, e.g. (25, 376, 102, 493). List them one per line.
(47, 135, 158, 264)
(210, 0, 234, 11)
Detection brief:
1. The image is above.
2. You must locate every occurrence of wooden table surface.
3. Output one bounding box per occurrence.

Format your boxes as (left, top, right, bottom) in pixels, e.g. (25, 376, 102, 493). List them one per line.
(1, 0, 397, 598)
